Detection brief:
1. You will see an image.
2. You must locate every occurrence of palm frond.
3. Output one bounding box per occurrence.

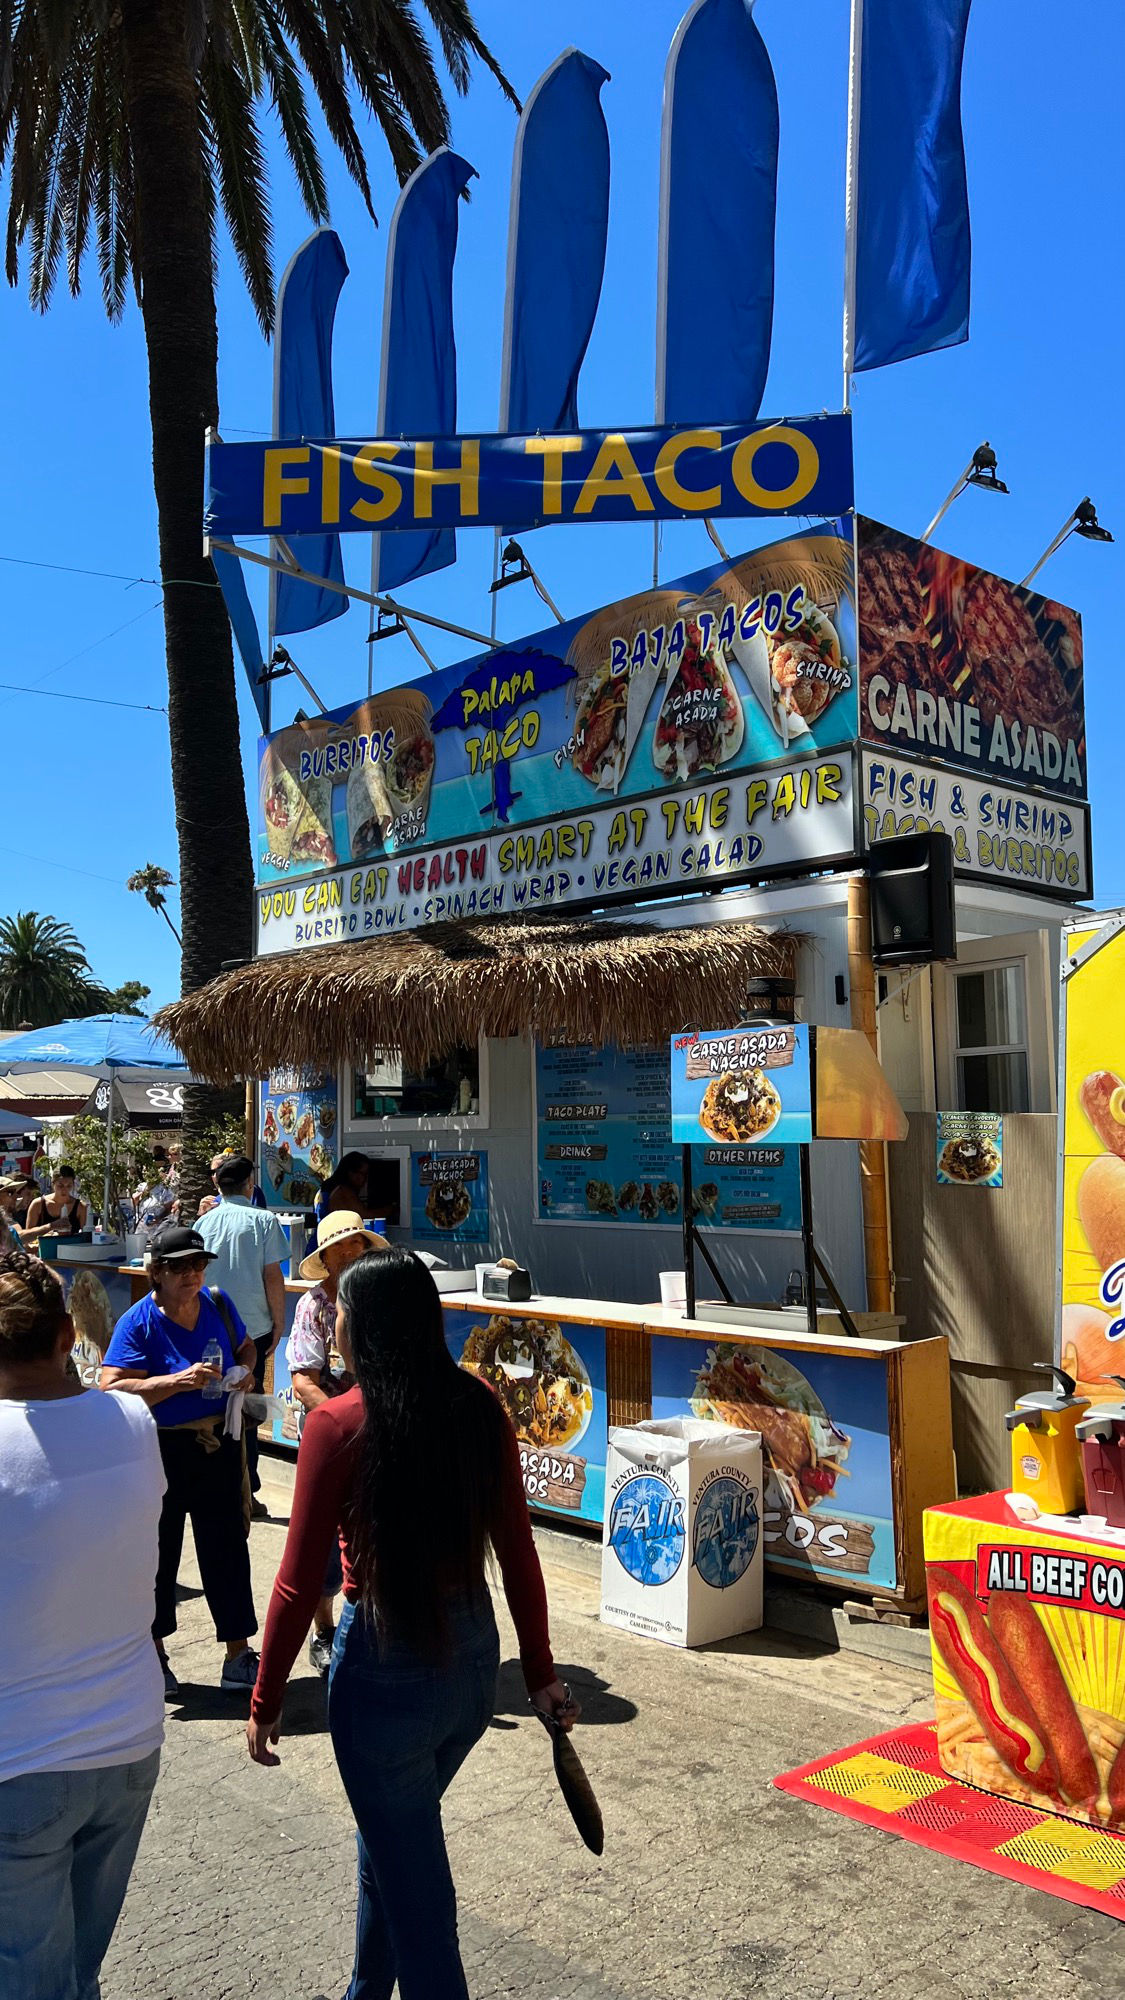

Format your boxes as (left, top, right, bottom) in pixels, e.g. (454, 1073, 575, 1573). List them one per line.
(266, 0, 375, 215)
(200, 39, 274, 331)
(247, 7, 329, 222)
(420, 0, 521, 111)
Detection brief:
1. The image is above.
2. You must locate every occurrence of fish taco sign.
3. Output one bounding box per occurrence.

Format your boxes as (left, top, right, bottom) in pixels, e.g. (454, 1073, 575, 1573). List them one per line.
(255, 524, 860, 953)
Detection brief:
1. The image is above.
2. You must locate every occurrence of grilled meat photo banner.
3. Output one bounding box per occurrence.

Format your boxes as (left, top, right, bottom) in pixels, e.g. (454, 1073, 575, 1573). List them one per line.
(858, 517, 1085, 801)
(650, 1335, 896, 1589)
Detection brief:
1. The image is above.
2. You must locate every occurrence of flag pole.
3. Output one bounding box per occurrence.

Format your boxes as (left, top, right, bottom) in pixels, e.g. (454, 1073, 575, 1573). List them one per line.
(841, 0, 863, 410)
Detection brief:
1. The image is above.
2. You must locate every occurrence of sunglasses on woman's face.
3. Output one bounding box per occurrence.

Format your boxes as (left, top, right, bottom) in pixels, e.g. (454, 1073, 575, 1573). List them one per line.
(172, 1256, 211, 1273)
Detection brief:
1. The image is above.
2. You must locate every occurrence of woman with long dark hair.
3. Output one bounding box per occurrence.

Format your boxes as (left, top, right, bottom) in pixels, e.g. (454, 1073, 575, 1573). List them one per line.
(247, 1248, 573, 1999)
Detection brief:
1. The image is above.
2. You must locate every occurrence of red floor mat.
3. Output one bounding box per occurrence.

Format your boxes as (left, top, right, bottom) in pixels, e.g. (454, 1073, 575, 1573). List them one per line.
(774, 1721, 1125, 1920)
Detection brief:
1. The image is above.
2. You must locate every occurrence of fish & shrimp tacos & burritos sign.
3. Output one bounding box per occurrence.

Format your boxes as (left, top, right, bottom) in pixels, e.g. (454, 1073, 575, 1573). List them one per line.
(253, 521, 859, 954)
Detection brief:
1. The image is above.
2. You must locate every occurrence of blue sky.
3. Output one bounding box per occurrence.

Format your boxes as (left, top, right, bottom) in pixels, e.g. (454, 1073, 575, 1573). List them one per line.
(0, 0, 1120, 1010)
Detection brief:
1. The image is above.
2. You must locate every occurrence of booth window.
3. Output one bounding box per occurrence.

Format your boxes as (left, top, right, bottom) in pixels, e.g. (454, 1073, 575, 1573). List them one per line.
(952, 961, 1030, 1112)
(352, 1045, 481, 1122)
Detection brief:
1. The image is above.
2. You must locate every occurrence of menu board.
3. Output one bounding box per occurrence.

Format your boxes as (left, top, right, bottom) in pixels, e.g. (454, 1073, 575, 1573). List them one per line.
(411, 1150, 490, 1242)
(535, 1042, 800, 1230)
(260, 1068, 338, 1208)
(670, 1025, 812, 1147)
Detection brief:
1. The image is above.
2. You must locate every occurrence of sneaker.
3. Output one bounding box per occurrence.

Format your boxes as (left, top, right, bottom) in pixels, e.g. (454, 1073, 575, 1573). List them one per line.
(249, 1498, 270, 1521)
(160, 1658, 180, 1698)
(220, 1648, 260, 1692)
(308, 1628, 335, 1677)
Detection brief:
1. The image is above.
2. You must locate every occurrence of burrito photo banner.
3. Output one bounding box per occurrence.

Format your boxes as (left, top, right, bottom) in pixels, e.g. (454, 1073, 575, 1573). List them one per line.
(206, 414, 853, 540)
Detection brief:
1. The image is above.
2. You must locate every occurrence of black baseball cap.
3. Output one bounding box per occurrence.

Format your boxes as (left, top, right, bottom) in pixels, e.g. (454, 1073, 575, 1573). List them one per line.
(147, 1223, 217, 1265)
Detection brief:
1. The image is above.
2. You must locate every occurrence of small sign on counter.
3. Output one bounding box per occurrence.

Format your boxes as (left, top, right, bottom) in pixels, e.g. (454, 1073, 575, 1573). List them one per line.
(411, 1151, 489, 1242)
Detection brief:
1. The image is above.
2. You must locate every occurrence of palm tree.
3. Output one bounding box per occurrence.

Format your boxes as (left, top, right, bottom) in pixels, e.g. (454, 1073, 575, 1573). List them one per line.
(0, 2, 516, 1201)
(0, 912, 108, 1028)
(127, 863, 183, 947)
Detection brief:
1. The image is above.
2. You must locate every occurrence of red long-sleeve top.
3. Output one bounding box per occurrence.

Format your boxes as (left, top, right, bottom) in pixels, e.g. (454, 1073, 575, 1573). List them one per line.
(251, 1385, 555, 1723)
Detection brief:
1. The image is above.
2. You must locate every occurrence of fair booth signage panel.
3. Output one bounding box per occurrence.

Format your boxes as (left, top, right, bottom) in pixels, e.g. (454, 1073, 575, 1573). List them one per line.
(861, 751, 1089, 900)
(650, 1334, 897, 1590)
(207, 416, 854, 540)
(255, 758, 854, 955)
(255, 521, 858, 885)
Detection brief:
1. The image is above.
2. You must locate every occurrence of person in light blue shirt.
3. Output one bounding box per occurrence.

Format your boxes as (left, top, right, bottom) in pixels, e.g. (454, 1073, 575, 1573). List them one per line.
(196, 1156, 288, 1517)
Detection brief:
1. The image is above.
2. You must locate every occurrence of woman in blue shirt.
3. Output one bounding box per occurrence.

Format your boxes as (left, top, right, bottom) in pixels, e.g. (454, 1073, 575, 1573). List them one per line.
(101, 1223, 261, 1697)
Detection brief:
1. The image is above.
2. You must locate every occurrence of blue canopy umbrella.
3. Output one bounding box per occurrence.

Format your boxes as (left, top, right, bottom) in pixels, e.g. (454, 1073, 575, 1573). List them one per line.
(0, 1015, 188, 1226)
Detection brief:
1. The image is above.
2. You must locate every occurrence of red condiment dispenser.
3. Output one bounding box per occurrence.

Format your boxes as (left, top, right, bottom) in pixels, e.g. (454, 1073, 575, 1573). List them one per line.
(1077, 1377, 1125, 1529)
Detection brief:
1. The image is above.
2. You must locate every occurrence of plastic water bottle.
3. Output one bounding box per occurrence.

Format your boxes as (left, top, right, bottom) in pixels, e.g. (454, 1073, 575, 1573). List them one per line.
(201, 1337, 224, 1400)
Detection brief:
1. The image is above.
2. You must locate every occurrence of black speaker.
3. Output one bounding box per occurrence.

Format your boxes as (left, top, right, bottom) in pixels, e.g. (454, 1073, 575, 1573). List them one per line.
(869, 831, 956, 967)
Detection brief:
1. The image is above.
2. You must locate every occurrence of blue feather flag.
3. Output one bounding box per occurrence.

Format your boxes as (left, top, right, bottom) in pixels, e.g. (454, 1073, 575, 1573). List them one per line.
(656, 0, 779, 425)
(852, 0, 974, 373)
(499, 49, 611, 435)
(270, 228, 349, 637)
(372, 148, 476, 595)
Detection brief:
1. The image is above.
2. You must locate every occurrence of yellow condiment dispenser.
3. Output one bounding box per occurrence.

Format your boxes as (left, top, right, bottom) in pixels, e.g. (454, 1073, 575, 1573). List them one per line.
(1005, 1364, 1090, 1514)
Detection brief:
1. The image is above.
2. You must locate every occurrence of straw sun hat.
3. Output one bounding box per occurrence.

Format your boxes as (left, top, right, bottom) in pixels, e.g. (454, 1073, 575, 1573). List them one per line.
(299, 1210, 390, 1282)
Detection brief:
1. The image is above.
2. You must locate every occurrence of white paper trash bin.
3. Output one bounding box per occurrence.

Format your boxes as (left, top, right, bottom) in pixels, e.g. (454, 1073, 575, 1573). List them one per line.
(600, 1418, 764, 1648)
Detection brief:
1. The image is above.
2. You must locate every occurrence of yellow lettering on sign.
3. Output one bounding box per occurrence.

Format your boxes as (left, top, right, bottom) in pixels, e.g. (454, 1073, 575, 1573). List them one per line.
(320, 446, 343, 525)
(816, 762, 843, 803)
(524, 436, 585, 515)
(772, 773, 796, 819)
(653, 430, 722, 511)
(413, 440, 480, 520)
(745, 778, 769, 827)
(731, 425, 819, 510)
(263, 447, 311, 528)
(574, 434, 654, 515)
(351, 444, 402, 523)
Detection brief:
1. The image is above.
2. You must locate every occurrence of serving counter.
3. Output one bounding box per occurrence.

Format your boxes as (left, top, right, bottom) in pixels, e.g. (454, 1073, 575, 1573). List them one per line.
(269, 1278, 952, 1608)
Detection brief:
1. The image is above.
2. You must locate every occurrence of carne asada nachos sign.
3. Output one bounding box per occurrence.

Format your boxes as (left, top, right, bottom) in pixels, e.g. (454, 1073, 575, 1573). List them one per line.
(670, 1026, 813, 1147)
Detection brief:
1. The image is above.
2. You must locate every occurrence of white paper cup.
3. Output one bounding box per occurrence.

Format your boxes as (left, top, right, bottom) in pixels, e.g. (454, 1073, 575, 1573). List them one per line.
(660, 1270, 687, 1308)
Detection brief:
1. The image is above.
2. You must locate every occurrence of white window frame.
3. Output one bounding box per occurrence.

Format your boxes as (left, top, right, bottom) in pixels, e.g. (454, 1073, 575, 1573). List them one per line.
(344, 1036, 491, 1137)
(935, 931, 1055, 1114)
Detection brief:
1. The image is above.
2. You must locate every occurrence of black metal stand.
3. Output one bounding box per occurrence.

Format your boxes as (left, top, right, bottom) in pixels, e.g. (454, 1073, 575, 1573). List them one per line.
(680, 1144, 733, 1321)
(680, 1140, 862, 1340)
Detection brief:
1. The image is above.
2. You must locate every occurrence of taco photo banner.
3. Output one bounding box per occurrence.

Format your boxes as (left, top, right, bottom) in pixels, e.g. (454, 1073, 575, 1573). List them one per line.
(535, 1040, 801, 1230)
(443, 1306, 608, 1525)
(670, 1026, 813, 1147)
(255, 520, 858, 886)
(411, 1151, 489, 1242)
(651, 1334, 896, 1589)
(207, 416, 853, 540)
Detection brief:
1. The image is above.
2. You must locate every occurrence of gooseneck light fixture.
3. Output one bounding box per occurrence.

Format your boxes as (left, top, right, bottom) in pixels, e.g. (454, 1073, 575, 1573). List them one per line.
(1021, 498, 1115, 588)
(921, 442, 1009, 545)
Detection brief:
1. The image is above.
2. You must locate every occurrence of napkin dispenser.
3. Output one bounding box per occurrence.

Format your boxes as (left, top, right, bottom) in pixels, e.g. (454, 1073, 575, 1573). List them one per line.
(482, 1264, 533, 1303)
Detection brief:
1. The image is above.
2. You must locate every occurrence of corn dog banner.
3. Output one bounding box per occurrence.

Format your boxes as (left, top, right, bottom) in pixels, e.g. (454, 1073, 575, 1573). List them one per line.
(1057, 913, 1125, 1395)
(926, 1495, 1125, 1831)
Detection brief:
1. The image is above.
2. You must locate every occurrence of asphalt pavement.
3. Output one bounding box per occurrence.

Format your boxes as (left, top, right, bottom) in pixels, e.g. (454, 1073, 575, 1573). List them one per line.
(101, 1461, 1122, 2000)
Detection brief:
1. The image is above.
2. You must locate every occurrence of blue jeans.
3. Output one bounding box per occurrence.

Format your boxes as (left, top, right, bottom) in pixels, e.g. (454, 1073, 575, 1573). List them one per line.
(327, 1597, 500, 2000)
(0, 1748, 160, 2000)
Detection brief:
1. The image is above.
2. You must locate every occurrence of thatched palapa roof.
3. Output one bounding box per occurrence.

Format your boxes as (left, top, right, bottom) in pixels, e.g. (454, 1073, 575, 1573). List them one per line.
(156, 915, 798, 1082)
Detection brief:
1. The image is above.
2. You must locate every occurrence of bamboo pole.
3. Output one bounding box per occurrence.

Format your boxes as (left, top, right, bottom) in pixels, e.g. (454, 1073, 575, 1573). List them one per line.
(847, 875, 894, 1313)
(244, 1078, 256, 1162)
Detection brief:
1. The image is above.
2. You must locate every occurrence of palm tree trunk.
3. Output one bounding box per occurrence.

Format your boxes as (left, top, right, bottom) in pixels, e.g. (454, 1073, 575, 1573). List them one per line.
(119, 0, 254, 1208)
